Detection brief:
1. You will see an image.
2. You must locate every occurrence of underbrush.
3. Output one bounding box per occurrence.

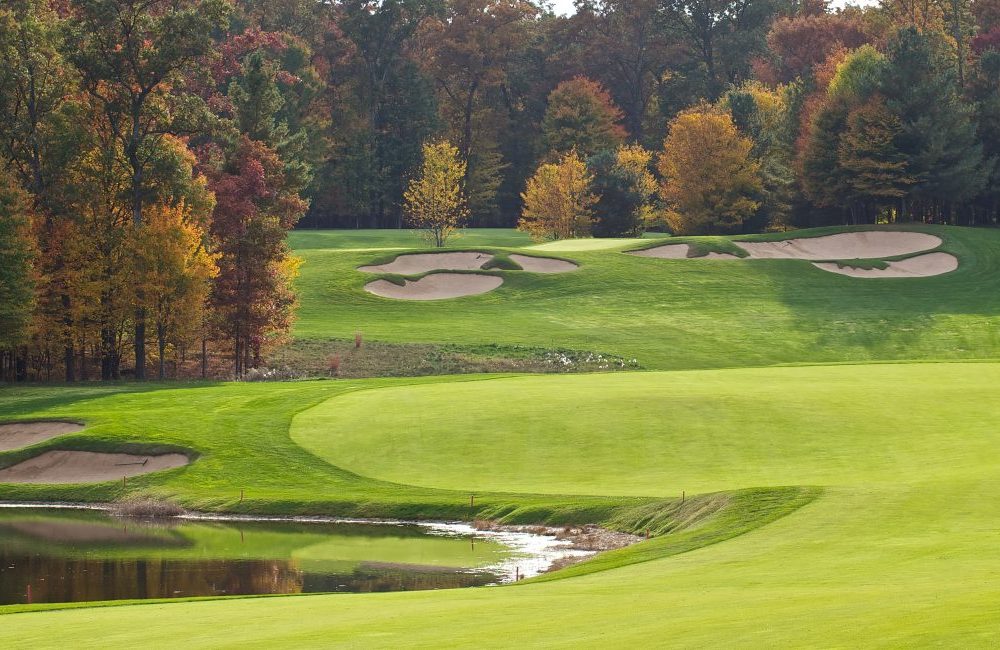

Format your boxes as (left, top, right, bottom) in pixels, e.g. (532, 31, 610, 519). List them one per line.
(271, 339, 641, 379)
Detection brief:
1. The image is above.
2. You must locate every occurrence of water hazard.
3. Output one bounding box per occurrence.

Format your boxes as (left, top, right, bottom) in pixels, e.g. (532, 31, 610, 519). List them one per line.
(0, 507, 589, 605)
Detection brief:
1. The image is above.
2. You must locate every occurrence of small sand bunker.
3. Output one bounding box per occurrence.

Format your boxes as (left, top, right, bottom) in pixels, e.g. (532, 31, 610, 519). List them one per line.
(365, 273, 503, 300)
(0, 421, 84, 452)
(629, 244, 691, 259)
(0, 451, 189, 484)
(814, 252, 958, 278)
(358, 252, 493, 275)
(736, 231, 942, 260)
(508, 254, 578, 273)
(629, 244, 739, 260)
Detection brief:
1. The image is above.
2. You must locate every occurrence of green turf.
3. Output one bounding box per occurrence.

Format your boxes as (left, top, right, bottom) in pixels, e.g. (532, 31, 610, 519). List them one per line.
(4, 225, 1000, 646)
(3, 363, 1000, 645)
(293, 224, 1000, 370)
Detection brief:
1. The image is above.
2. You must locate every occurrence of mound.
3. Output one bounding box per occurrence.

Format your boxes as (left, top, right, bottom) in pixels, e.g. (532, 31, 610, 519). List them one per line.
(358, 252, 493, 275)
(365, 273, 503, 300)
(736, 231, 941, 260)
(0, 451, 189, 484)
(0, 421, 84, 452)
(508, 254, 578, 273)
(814, 252, 959, 278)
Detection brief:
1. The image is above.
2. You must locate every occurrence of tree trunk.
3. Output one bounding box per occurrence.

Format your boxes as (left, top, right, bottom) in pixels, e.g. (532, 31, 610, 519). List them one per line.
(201, 338, 208, 379)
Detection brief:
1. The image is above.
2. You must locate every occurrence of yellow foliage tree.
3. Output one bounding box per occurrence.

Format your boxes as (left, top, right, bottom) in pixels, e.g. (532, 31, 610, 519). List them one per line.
(133, 202, 219, 379)
(518, 151, 597, 241)
(657, 106, 763, 235)
(404, 140, 470, 247)
(615, 144, 659, 228)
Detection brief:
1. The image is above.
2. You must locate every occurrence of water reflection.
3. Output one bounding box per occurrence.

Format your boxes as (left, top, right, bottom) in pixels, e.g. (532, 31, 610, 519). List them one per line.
(0, 508, 505, 605)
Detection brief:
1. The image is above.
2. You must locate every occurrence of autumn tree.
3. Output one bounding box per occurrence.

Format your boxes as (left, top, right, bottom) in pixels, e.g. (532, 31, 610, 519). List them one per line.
(760, 12, 871, 84)
(133, 202, 218, 379)
(519, 151, 597, 240)
(541, 77, 627, 158)
(65, 0, 231, 380)
(658, 106, 762, 235)
(404, 141, 470, 247)
(420, 0, 536, 218)
(206, 136, 306, 378)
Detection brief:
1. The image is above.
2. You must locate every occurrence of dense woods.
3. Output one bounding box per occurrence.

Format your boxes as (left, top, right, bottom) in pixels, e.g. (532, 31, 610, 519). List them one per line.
(2, 0, 1000, 381)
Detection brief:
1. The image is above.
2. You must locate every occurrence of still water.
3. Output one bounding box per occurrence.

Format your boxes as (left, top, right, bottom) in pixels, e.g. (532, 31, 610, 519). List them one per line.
(0, 507, 578, 605)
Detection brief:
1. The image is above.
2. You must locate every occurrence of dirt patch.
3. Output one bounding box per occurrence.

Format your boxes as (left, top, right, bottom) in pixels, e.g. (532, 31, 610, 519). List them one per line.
(365, 273, 502, 300)
(508, 254, 579, 273)
(814, 252, 958, 278)
(736, 231, 942, 260)
(358, 252, 493, 275)
(0, 421, 84, 452)
(0, 451, 189, 484)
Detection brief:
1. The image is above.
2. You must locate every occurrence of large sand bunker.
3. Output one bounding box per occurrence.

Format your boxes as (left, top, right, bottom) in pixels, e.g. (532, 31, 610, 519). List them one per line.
(365, 273, 503, 300)
(358, 252, 493, 274)
(0, 421, 84, 452)
(735, 231, 942, 260)
(628, 231, 955, 277)
(814, 252, 959, 278)
(509, 254, 579, 273)
(0, 451, 190, 484)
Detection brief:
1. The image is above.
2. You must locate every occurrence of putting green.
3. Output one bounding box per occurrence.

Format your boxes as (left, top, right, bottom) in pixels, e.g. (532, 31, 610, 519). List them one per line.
(290, 364, 1000, 496)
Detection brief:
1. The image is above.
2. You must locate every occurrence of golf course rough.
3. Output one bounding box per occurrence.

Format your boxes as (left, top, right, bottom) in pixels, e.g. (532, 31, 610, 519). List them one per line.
(3, 225, 1000, 647)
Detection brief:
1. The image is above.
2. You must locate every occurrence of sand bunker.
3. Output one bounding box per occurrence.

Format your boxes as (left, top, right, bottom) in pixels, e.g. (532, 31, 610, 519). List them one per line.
(365, 273, 503, 300)
(629, 244, 739, 260)
(735, 231, 942, 260)
(0, 451, 189, 484)
(509, 254, 578, 273)
(0, 421, 84, 452)
(814, 252, 958, 278)
(358, 252, 493, 275)
(629, 244, 691, 259)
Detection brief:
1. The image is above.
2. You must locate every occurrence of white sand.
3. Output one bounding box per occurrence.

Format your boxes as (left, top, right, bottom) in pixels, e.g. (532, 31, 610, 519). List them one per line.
(365, 273, 503, 300)
(358, 252, 493, 274)
(735, 231, 942, 260)
(813, 252, 959, 278)
(509, 254, 578, 273)
(0, 421, 84, 452)
(628, 244, 692, 259)
(702, 252, 741, 260)
(0, 451, 189, 484)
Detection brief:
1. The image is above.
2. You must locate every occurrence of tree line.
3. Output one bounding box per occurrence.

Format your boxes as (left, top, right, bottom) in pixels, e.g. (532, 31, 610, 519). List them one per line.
(2, 0, 1000, 381)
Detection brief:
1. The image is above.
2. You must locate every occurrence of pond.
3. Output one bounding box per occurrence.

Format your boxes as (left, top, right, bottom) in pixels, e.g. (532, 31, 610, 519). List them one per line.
(0, 506, 589, 605)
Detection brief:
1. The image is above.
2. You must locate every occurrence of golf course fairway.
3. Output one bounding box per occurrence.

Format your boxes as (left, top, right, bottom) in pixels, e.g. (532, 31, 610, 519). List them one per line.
(3, 226, 1000, 647)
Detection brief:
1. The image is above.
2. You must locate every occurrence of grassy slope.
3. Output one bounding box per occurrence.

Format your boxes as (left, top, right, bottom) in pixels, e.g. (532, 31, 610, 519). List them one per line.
(3, 363, 1000, 645)
(5, 225, 1000, 646)
(293, 224, 1000, 370)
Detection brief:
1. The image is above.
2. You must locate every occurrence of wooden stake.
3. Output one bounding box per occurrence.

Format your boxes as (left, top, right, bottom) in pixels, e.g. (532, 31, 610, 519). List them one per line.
(681, 490, 685, 503)
(469, 494, 475, 509)
(26, 584, 32, 604)
(123, 475, 126, 487)
(240, 488, 244, 503)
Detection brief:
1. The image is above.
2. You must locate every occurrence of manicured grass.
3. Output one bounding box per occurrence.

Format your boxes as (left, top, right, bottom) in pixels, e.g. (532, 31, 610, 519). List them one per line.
(293, 224, 1000, 370)
(5, 225, 1000, 646)
(3, 363, 1000, 645)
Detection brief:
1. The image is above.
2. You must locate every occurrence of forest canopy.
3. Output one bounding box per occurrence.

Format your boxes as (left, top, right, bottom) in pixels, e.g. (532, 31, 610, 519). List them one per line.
(2, 0, 1000, 381)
